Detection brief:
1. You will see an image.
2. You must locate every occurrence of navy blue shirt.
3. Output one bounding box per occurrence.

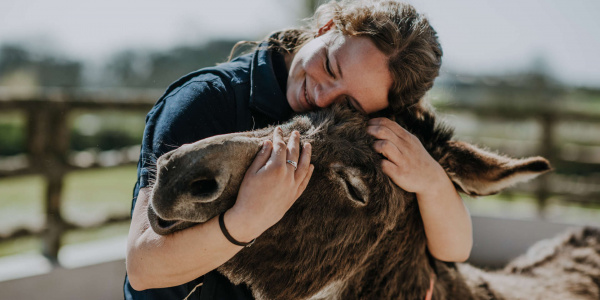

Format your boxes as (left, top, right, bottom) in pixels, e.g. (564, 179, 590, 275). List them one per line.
(124, 39, 293, 300)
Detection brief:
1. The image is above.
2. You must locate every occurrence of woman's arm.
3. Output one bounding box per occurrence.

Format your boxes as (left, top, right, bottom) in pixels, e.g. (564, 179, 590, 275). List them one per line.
(413, 171, 472, 262)
(367, 118, 473, 262)
(127, 129, 314, 290)
(127, 187, 244, 290)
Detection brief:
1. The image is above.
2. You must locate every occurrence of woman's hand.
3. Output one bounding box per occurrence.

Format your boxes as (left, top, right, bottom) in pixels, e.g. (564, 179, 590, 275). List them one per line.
(367, 117, 446, 195)
(226, 128, 314, 243)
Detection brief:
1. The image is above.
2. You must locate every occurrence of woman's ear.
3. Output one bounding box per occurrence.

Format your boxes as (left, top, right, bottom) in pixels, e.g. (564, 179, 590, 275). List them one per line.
(316, 19, 335, 37)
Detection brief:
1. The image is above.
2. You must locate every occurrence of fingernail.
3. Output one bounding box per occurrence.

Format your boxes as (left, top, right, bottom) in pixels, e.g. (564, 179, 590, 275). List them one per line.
(261, 141, 268, 153)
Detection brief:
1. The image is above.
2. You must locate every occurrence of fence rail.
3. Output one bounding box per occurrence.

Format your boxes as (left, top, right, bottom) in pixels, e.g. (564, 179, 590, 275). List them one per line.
(1, 88, 599, 265)
(436, 102, 600, 212)
(0, 88, 161, 264)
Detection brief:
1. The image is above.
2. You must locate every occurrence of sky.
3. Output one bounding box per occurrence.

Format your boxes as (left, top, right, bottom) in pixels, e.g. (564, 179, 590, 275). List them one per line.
(1, 0, 599, 87)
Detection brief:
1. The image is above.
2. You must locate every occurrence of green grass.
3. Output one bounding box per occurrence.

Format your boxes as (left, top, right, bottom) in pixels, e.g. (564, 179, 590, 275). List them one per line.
(62, 222, 131, 246)
(0, 236, 41, 257)
(464, 193, 600, 225)
(61, 165, 136, 224)
(0, 112, 28, 156)
(0, 111, 25, 123)
(0, 223, 132, 257)
(0, 175, 45, 233)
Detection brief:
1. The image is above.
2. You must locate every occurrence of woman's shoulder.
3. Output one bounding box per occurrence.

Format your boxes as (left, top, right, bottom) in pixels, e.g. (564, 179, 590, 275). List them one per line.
(141, 62, 248, 162)
(143, 54, 260, 141)
(160, 54, 253, 103)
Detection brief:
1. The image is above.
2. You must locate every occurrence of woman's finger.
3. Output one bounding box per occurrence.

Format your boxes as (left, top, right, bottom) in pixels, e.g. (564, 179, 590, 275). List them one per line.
(367, 124, 405, 147)
(247, 140, 272, 173)
(270, 127, 287, 164)
(296, 164, 314, 199)
(381, 159, 403, 184)
(373, 139, 403, 165)
(295, 142, 311, 181)
(286, 131, 301, 170)
(368, 117, 414, 143)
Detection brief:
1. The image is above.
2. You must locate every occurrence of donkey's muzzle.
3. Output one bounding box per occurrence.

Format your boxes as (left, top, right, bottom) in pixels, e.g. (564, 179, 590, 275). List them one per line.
(148, 205, 198, 235)
(148, 135, 264, 235)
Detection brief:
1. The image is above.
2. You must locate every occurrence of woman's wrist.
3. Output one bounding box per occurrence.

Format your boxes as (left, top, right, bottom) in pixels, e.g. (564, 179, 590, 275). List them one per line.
(219, 212, 256, 246)
(414, 167, 453, 200)
(223, 206, 264, 243)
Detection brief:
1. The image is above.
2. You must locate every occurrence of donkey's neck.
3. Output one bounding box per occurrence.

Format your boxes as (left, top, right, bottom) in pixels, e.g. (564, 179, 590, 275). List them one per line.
(336, 209, 435, 299)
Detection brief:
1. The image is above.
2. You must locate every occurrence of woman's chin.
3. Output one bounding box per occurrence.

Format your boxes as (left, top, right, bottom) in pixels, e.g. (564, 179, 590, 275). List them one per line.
(287, 95, 304, 113)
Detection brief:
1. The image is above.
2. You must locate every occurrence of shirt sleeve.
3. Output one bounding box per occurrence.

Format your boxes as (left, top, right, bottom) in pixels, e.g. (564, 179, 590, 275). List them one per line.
(132, 74, 237, 206)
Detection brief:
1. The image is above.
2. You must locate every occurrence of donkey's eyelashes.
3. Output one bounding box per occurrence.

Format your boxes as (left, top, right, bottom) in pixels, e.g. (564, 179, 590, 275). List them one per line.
(331, 163, 369, 206)
(343, 177, 366, 204)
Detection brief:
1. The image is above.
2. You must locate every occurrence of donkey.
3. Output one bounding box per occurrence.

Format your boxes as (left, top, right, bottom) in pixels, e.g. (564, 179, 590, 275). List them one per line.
(147, 104, 600, 299)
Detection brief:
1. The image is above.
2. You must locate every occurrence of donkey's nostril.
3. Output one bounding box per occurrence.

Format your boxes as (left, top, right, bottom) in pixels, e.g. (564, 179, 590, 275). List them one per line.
(189, 178, 219, 198)
(157, 216, 177, 228)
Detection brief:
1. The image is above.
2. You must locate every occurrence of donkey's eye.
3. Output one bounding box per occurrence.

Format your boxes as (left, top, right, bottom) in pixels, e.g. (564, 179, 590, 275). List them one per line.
(342, 177, 366, 204)
(331, 164, 369, 206)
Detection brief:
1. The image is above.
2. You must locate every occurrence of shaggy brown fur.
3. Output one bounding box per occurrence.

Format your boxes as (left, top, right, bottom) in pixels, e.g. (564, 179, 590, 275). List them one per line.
(148, 104, 599, 300)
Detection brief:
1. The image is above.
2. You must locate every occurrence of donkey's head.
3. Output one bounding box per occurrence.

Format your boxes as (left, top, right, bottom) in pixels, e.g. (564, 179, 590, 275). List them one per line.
(147, 104, 550, 299)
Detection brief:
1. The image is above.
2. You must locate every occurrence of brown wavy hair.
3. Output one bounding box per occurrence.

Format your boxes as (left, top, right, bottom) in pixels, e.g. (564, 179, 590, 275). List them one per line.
(235, 0, 442, 114)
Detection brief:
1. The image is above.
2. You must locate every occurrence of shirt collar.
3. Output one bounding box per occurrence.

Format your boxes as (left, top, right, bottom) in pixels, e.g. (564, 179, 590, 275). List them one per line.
(249, 39, 294, 122)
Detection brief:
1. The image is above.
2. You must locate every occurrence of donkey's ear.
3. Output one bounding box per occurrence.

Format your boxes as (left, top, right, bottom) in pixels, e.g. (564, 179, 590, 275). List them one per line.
(439, 141, 551, 196)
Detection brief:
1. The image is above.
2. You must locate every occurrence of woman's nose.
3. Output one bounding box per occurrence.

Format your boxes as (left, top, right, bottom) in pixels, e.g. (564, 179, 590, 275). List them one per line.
(314, 82, 344, 108)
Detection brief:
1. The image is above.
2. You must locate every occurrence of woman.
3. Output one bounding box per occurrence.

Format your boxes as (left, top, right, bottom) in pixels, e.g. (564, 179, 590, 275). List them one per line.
(125, 1, 473, 299)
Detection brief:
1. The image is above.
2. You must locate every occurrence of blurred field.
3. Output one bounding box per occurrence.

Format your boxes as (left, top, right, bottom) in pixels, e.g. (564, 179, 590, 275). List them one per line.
(463, 194, 600, 225)
(0, 165, 135, 256)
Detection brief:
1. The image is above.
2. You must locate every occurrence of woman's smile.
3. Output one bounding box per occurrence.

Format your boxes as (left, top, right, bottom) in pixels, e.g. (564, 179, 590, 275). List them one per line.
(301, 76, 316, 111)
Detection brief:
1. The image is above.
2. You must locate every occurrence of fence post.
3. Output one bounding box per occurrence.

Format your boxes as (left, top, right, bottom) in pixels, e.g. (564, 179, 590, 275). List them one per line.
(536, 113, 556, 218)
(27, 101, 69, 265)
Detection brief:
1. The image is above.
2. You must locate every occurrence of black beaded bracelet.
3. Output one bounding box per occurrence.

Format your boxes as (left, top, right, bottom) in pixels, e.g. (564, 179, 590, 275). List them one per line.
(218, 212, 256, 247)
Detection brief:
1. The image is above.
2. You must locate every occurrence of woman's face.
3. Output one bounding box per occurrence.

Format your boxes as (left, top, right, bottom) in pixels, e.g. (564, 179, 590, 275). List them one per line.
(286, 31, 392, 114)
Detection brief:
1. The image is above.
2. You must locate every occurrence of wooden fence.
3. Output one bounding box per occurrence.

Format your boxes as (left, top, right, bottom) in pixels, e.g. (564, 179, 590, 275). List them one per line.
(435, 102, 600, 208)
(0, 88, 161, 264)
(0, 87, 599, 265)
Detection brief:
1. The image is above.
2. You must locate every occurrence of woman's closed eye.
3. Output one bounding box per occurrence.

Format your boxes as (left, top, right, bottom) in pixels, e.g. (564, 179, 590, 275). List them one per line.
(345, 97, 367, 114)
(343, 97, 356, 111)
(324, 49, 335, 78)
